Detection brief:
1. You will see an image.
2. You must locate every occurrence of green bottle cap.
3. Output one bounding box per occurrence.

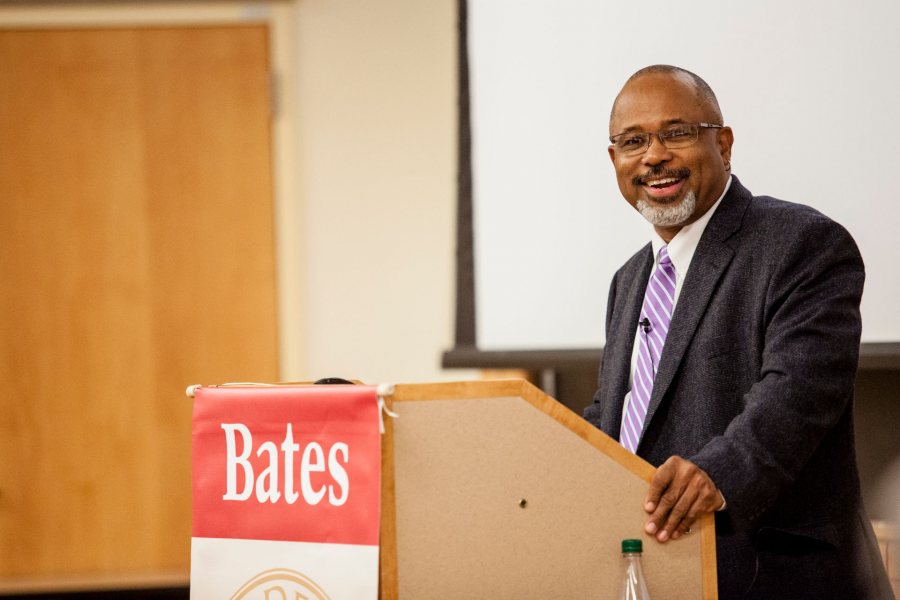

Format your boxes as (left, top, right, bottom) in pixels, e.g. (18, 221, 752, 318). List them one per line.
(621, 539, 643, 553)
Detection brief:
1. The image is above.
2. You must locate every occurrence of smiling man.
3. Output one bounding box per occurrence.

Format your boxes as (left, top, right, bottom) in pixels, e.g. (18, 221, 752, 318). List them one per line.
(584, 65, 892, 598)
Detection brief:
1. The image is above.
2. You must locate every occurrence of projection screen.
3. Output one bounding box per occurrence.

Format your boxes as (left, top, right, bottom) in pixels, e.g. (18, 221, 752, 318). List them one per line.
(469, 0, 900, 351)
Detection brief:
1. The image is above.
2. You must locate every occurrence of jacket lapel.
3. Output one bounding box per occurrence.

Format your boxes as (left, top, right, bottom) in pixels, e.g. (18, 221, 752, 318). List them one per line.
(602, 245, 654, 438)
(639, 177, 752, 443)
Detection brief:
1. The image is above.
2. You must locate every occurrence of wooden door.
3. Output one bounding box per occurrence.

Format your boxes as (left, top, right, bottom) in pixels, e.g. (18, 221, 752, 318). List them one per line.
(0, 25, 279, 578)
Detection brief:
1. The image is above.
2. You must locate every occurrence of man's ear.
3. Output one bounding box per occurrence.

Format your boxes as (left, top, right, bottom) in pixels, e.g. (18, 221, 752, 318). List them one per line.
(608, 144, 617, 164)
(718, 126, 734, 168)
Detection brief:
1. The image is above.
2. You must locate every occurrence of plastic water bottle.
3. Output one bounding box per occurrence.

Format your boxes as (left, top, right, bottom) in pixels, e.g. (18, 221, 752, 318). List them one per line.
(618, 538, 651, 600)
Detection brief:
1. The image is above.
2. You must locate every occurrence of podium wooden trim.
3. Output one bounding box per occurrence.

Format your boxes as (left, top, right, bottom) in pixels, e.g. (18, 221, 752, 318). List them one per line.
(379, 379, 717, 599)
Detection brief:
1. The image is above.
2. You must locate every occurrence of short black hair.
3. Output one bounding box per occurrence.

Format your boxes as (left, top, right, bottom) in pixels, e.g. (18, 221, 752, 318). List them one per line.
(611, 64, 723, 128)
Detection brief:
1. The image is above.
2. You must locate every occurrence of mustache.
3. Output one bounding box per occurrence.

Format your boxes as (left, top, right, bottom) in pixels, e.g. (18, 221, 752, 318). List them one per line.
(633, 167, 691, 186)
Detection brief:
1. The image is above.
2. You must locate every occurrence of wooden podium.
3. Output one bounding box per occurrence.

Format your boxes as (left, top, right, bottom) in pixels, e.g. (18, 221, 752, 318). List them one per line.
(378, 379, 717, 599)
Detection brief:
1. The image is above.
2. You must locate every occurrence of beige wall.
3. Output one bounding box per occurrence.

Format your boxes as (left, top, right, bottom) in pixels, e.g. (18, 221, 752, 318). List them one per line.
(293, 0, 473, 384)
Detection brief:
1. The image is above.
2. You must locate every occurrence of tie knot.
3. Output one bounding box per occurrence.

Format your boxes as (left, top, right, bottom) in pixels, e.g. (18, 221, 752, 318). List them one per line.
(658, 245, 672, 266)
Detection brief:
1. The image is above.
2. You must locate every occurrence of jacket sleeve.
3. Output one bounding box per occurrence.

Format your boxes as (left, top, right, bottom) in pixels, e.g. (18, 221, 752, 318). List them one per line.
(583, 269, 620, 428)
(690, 217, 864, 531)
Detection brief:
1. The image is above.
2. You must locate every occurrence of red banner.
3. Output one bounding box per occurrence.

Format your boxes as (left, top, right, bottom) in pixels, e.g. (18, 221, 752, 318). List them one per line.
(191, 384, 381, 599)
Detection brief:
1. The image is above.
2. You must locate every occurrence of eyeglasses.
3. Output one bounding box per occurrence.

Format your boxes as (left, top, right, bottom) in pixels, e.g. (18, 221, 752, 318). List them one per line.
(609, 122, 724, 157)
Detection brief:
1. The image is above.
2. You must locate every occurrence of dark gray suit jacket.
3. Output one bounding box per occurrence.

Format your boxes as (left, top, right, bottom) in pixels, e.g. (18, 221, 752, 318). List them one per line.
(584, 177, 892, 599)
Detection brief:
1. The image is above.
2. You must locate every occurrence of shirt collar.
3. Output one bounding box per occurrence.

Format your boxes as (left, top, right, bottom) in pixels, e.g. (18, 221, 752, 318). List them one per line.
(650, 175, 732, 276)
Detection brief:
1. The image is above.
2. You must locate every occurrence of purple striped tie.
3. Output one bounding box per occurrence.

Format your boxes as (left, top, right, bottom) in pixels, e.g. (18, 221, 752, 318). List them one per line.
(620, 245, 676, 453)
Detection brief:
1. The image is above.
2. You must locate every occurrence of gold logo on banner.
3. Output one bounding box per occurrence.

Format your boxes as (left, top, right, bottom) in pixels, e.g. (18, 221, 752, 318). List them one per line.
(230, 568, 332, 600)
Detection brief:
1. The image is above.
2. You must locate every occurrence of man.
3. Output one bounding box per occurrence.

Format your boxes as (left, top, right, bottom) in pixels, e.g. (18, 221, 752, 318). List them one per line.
(584, 65, 893, 598)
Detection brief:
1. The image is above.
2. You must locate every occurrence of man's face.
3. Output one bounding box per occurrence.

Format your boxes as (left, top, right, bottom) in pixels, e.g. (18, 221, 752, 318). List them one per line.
(608, 72, 733, 240)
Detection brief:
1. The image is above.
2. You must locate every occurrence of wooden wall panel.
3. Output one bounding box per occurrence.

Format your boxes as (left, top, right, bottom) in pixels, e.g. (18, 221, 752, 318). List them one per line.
(0, 26, 278, 578)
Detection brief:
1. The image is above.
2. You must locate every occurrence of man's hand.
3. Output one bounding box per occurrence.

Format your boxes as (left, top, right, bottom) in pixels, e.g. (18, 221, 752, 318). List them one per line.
(644, 456, 724, 543)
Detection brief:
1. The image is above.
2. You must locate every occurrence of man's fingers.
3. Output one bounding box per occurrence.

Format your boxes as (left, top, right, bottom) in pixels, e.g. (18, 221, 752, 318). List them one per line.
(659, 486, 697, 542)
(644, 457, 678, 512)
(644, 456, 722, 543)
(645, 475, 687, 535)
(667, 479, 715, 540)
(651, 476, 703, 542)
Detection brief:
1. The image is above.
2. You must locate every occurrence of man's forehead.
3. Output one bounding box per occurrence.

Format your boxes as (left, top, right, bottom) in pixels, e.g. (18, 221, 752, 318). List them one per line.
(627, 70, 696, 90)
(610, 72, 707, 132)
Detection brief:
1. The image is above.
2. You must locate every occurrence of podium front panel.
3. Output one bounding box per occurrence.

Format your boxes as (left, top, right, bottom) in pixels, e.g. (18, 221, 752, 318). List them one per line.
(384, 380, 715, 599)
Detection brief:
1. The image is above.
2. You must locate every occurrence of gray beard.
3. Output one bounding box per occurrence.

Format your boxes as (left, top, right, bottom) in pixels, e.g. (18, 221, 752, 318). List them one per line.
(636, 190, 696, 227)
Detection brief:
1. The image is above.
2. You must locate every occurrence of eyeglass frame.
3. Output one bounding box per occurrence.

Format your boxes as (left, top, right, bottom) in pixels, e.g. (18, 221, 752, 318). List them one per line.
(609, 122, 724, 156)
